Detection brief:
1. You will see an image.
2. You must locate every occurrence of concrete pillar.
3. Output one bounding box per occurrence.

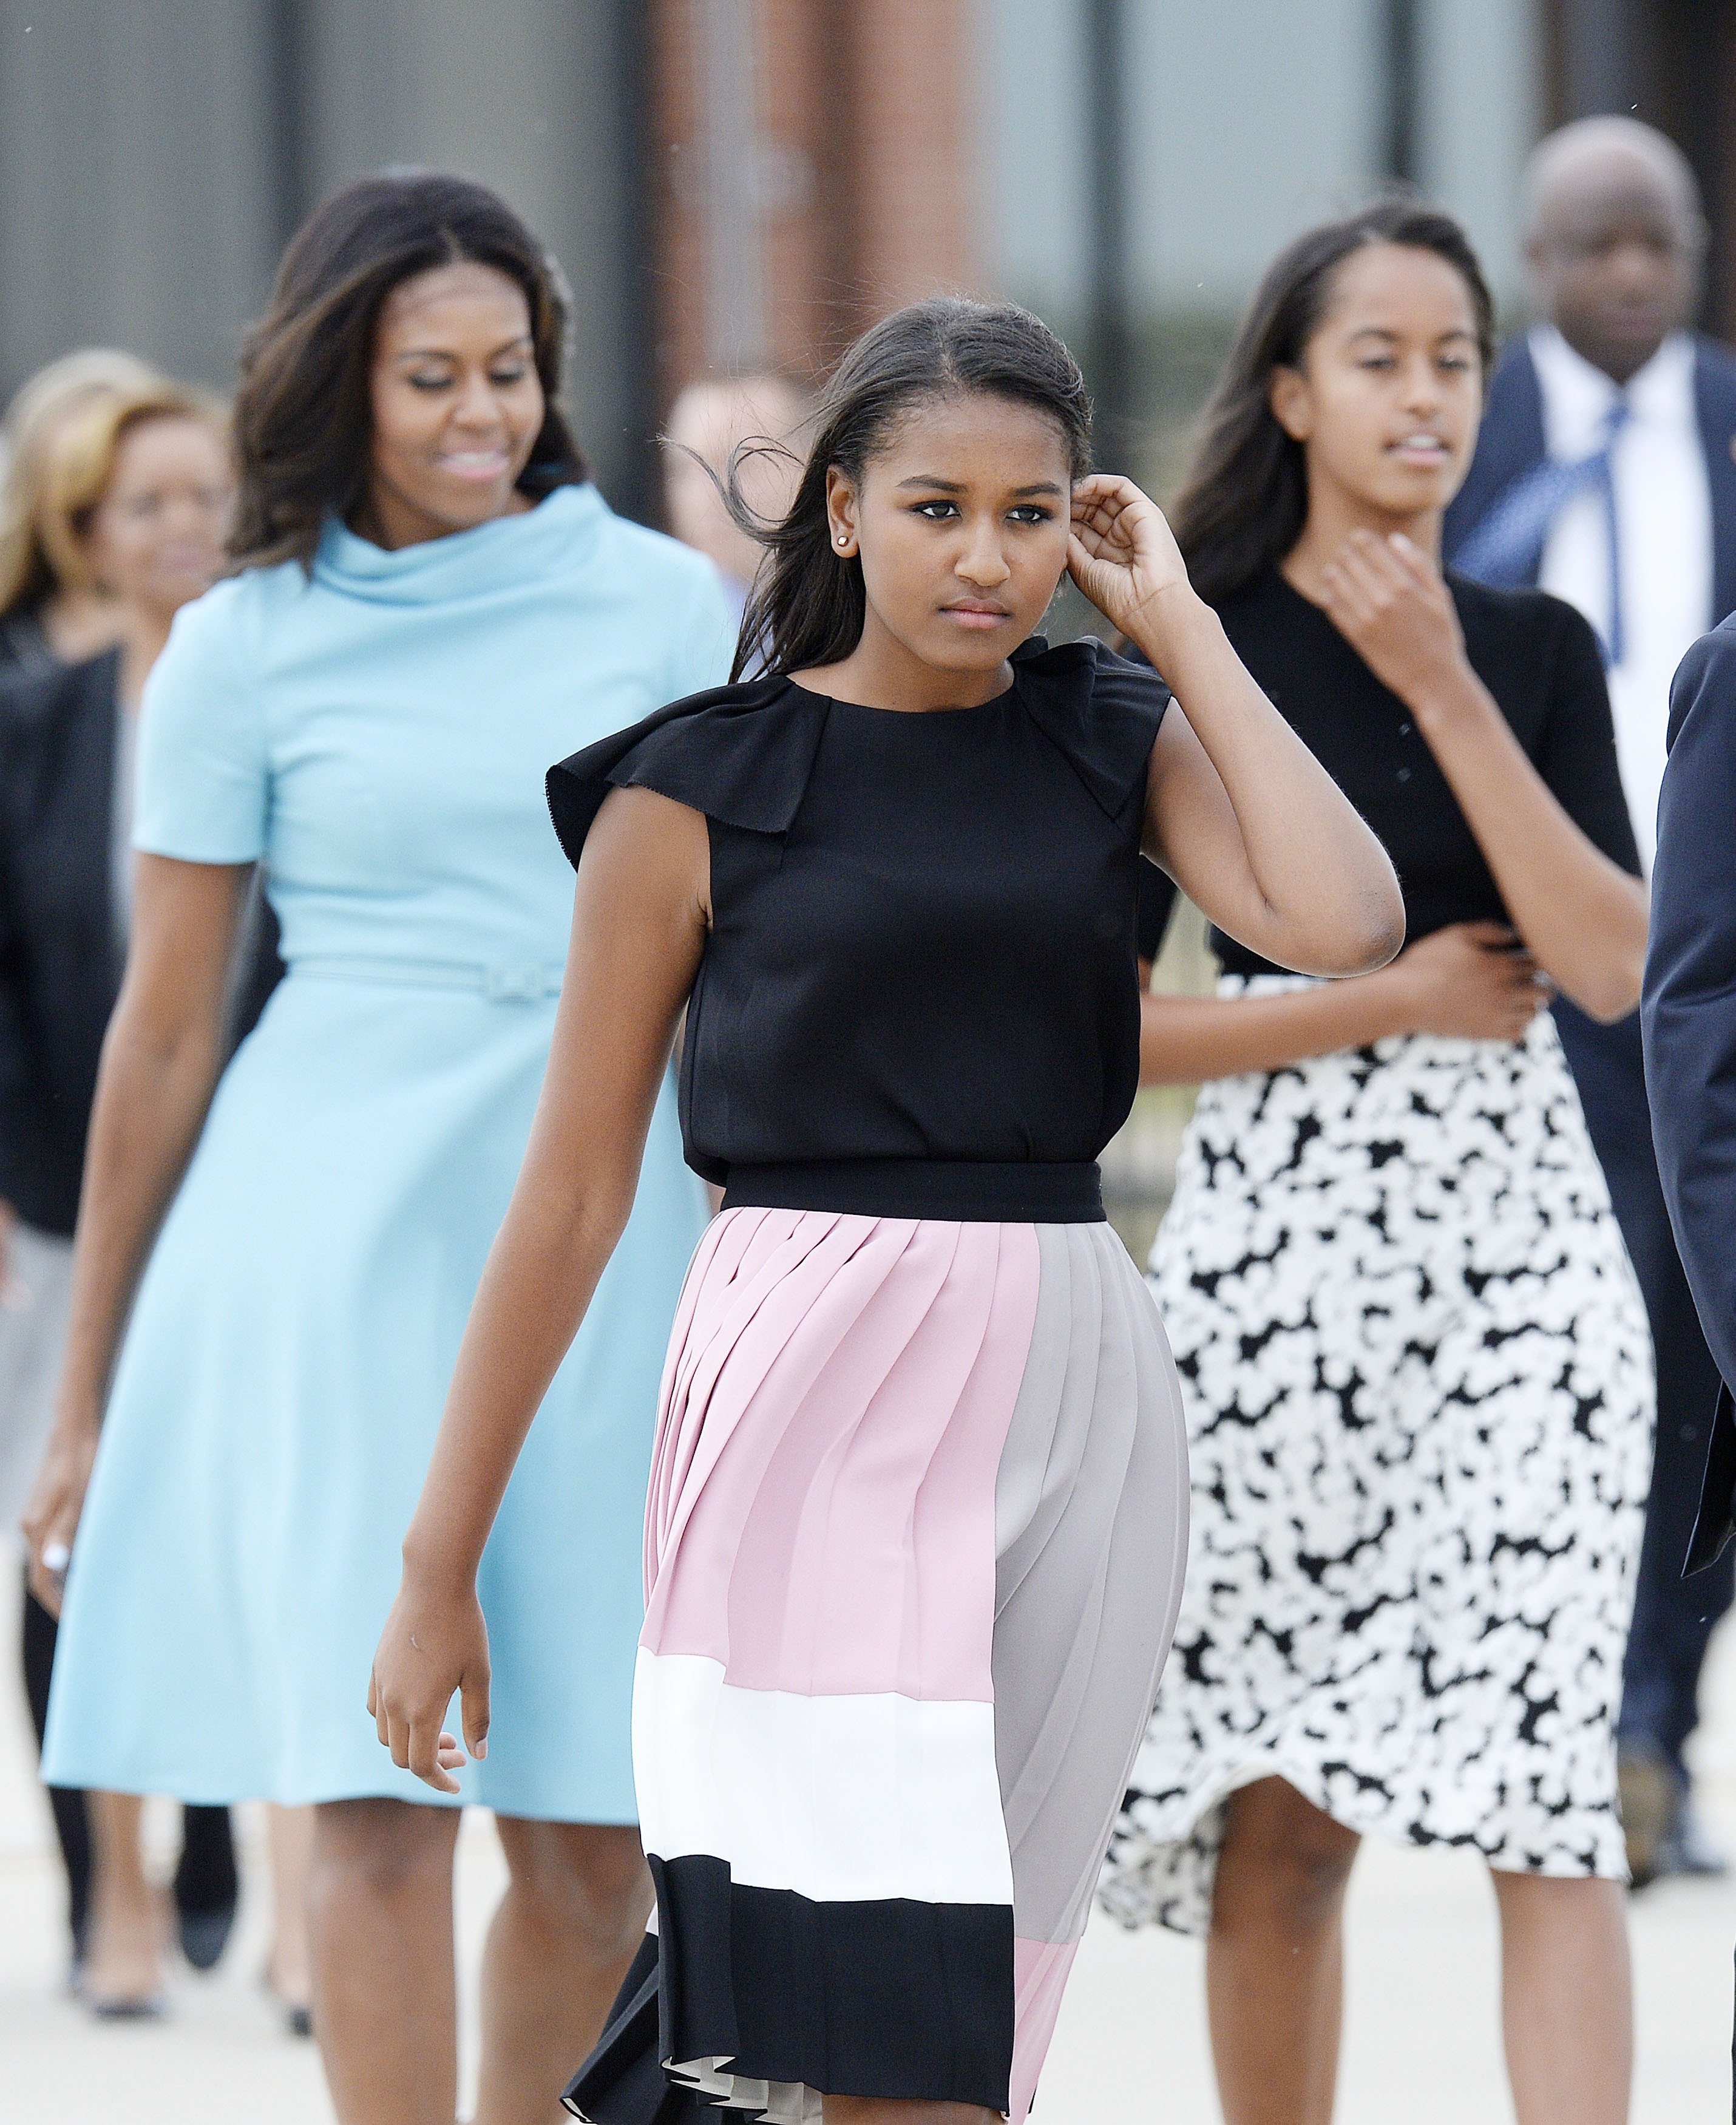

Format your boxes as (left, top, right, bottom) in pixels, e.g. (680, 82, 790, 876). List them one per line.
(0, 0, 284, 398)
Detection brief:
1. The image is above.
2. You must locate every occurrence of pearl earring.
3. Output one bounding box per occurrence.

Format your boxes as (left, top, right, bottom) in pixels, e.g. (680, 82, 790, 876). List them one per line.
(836, 533, 849, 547)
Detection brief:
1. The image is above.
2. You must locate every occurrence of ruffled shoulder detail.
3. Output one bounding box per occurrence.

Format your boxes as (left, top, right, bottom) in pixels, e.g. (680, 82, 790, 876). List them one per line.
(546, 677, 825, 869)
(1012, 634, 1170, 820)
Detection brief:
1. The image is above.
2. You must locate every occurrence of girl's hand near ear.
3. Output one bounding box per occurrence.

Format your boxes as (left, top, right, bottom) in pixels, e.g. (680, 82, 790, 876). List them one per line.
(1068, 475, 1195, 650)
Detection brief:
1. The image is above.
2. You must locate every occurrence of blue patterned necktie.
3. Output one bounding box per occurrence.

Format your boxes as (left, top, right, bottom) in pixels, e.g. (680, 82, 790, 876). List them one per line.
(1454, 395, 1631, 664)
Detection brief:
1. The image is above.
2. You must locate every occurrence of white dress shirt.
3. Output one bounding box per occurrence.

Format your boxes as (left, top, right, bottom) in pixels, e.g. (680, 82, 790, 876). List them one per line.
(1532, 324, 1712, 872)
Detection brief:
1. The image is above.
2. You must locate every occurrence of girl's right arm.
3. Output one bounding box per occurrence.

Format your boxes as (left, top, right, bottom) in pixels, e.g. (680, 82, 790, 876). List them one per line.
(22, 854, 251, 1610)
(369, 783, 711, 1792)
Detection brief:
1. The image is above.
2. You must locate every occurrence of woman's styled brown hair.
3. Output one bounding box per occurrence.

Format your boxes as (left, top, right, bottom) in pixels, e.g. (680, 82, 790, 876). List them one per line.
(1171, 198, 1496, 604)
(231, 169, 587, 571)
(0, 348, 163, 620)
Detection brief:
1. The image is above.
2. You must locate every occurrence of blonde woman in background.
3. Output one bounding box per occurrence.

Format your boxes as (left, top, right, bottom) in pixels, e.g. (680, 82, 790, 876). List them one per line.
(0, 376, 308, 2027)
(0, 349, 194, 1996)
(0, 348, 160, 672)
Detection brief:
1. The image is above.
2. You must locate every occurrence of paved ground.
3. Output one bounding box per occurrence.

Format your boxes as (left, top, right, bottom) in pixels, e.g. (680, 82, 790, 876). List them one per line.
(2, 1582, 1732, 2123)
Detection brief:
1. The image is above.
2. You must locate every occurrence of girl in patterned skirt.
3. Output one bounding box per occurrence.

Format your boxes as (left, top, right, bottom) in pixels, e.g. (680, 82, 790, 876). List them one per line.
(1100, 202, 1650, 2125)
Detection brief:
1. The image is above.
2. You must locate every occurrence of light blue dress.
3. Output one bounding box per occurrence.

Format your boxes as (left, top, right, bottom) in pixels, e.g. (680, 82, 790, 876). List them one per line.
(43, 485, 728, 1818)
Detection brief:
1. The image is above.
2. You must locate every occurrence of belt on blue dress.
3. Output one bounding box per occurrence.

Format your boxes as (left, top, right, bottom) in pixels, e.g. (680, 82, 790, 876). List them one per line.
(291, 953, 563, 1003)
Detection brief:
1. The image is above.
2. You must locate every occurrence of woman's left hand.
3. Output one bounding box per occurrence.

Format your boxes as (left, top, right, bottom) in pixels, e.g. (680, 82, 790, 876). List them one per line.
(368, 1572, 490, 1794)
(1317, 529, 1470, 708)
(1069, 475, 1195, 650)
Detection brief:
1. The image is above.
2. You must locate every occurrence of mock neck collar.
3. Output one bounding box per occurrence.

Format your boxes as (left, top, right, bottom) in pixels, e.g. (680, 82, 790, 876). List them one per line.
(313, 482, 605, 604)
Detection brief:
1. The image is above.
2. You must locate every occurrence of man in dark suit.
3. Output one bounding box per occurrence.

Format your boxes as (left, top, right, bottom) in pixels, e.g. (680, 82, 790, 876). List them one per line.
(1446, 116, 1736, 1882)
(1643, 635, 1736, 1644)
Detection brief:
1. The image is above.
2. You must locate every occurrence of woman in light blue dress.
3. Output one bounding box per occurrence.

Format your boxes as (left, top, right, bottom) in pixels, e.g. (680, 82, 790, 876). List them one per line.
(24, 173, 727, 2120)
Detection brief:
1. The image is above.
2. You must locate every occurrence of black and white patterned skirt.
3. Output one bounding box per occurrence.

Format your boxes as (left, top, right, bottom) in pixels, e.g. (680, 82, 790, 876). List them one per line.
(1100, 982, 1652, 1936)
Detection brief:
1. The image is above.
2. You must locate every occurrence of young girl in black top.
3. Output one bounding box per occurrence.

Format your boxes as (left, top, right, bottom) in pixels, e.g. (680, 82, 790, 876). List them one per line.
(1101, 203, 1648, 2125)
(364, 297, 1401, 2125)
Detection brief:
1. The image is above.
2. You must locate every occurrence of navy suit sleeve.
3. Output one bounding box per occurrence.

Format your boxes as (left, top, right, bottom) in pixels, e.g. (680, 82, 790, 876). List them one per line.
(1643, 622, 1736, 1562)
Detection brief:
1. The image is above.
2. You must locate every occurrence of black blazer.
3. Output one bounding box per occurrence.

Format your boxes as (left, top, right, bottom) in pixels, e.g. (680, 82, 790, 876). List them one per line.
(1443, 332, 1736, 626)
(0, 651, 132, 1233)
(0, 651, 281, 1236)
(1642, 617, 1736, 1569)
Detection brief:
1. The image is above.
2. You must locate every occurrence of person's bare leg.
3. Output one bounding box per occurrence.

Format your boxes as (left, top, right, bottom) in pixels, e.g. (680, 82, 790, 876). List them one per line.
(1491, 1871, 1631, 2125)
(1205, 1777, 1361, 2125)
(83, 1789, 164, 2009)
(265, 1802, 315, 2023)
(308, 1797, 461, 2125)
(473, 1818, 652, 2125)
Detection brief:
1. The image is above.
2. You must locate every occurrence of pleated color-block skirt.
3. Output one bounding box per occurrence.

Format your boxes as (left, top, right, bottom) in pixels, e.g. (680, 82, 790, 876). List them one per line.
(568, 1205, 1189, 2125)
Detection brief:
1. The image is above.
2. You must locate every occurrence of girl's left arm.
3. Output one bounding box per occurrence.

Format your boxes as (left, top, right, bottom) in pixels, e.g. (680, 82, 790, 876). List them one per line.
(1070, 476, 1404, 977)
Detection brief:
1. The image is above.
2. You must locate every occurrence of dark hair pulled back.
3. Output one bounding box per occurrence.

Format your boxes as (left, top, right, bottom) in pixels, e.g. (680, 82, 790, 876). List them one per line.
(1172, 198, 1496, 604)
(231, 169, 586, 571)
(730, 296, 1092, 681)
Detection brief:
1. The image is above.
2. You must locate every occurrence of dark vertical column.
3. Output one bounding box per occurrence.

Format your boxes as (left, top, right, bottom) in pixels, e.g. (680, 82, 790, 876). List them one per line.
(1641, 0, 1736, 344)
(613, 0, 662, 528)
(814, 0, 864, 364)
(1544, 2, 1736, 345)
(1555, 0, 1639, 118)
(265, 0, 313, 256)
(1380, 0, 1420, 186)
(1083, 0, 1131, 468)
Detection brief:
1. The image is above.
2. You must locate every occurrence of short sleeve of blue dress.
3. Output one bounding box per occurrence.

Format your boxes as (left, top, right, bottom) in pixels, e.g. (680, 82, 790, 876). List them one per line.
(132, 583, 268, 863)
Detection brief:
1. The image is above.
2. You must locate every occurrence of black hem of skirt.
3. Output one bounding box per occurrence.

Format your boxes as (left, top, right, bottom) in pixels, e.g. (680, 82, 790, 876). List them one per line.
(719, 1157, 1105, 1224)
(565, 1856, 1015, 2121)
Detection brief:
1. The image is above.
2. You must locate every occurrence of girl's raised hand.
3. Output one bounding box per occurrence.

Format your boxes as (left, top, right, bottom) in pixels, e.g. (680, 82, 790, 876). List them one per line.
(1068, 475, 1193, 645)
(1317, 529, 1469, 710)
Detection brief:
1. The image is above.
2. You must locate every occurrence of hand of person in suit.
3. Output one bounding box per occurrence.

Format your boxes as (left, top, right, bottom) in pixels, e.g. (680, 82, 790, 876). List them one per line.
(1316, 528, 1470, 708)
(1380, 920, 1552, 1042)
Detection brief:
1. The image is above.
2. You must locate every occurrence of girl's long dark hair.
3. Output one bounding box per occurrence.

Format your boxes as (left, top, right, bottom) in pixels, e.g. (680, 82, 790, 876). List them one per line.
(1173, 199, 1496, 604)
(231, 169, 586, 571)
(729, 297, 1092, 681)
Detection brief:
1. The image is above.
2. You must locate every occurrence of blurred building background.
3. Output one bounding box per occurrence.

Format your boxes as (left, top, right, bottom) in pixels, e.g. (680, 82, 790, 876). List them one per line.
(1, 0, 1731, 1238)
(2, 1, 1732, 516)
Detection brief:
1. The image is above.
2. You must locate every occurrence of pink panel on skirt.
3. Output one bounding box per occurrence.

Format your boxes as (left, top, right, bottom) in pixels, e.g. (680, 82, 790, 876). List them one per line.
(640, 1207, 1042, 1702)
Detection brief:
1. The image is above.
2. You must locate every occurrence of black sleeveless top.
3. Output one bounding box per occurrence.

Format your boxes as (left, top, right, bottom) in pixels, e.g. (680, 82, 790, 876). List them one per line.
(548, 635, 1168, 1222)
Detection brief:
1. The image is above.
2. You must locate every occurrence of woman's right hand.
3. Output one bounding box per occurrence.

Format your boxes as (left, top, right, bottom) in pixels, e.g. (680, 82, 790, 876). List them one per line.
(368, 1571, 491, 1795)
(1380, 920, 1551, 1042)
(22, 1413, 100, 1616)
